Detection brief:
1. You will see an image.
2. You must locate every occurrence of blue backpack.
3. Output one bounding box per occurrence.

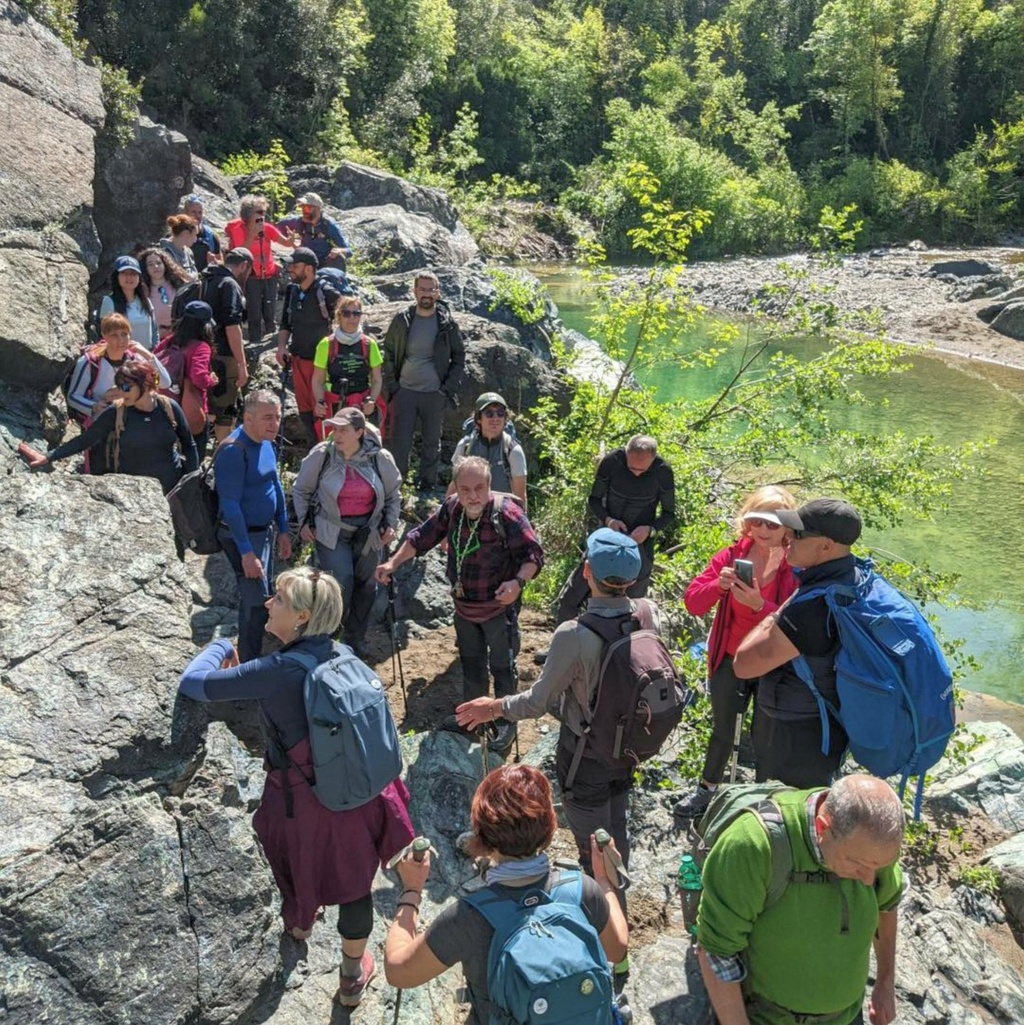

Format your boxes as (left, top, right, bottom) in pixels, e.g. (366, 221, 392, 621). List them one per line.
(462, 870, 613, 1025)
(281, 644, 402, 811)
(788, 557, 955, 817)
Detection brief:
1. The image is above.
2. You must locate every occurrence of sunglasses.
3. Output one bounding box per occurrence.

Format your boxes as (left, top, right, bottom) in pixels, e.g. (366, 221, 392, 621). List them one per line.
(340, 309, 363, 317)
(254, 217, 265, 223)
(118, 381, 136, 393)
(790, 529, 824, 540)
(746, 517, 782, 530)
(481, 408, 507, 419)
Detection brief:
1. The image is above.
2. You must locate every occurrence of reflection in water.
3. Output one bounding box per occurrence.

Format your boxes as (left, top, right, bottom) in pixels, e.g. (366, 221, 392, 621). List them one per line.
(535, 265, 1024, 701)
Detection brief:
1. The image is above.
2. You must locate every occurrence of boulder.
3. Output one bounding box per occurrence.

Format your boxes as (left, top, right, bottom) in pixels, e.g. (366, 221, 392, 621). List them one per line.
(0, 472, 285, 1025)
(188, 153, 240, 232)
(281, 161, 462, 232)
(91, 114, 193, 295)
(927, 259, 1001, 279)
(0, 229, 92, 391)
(338, 203, 480, 273)
(0, 0, 104, 234)
(977, 301, 1006, 324)
(989, 300, 1024, 342)
(985, 832, 1024, 936)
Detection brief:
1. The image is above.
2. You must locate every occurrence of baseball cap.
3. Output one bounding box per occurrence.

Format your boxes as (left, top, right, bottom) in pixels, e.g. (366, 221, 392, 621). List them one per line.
(475, 392, 508, 413)
(776, 498, 862, 545)
(225, 247, 254, 264)
(298, 192, 324, 207)
(113, 255, 141, 274)
(586, 527, 642, 584)
(290, 247, 319, 268)
(324, 407, 366, 431)
(182, 300, 214, 321)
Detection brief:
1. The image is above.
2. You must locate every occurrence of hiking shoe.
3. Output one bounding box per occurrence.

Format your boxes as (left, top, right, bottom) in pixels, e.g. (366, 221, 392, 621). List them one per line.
(488, 719, 517, 756)
(455, 830, 474, 856)
(672, 785, 716, 821)
(437, 713, 470, 736)
(336, 952, 376, 1007)
(533, 649, 549, 666)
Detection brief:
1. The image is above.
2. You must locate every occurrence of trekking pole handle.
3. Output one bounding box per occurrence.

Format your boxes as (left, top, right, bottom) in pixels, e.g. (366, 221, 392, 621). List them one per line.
(595, 829, 612, 848)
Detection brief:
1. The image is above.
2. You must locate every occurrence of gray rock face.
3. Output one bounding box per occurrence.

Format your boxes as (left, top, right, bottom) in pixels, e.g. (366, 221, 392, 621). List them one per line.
(91, 115, 193, 293)
(282, 161, 462, 232)
(338, 203, 480, 272)
(0, 1, 104, 232)
(989, 300, 1024, 341)
(985, 832, 1024, 935)
(0, 473, 278, 1025)
(927, 259, 1001, 278)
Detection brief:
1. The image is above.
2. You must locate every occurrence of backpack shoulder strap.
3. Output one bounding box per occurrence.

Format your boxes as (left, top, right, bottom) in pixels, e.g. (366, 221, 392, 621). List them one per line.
(490, 496, 509, 545)
(548, 869, 584, 906)
(281, 649, 319, 674)
(361, 333, 370, 361)
(156, 394, 177, 430)
(577, 609, 636, 646)
(750, 799, 794, 910)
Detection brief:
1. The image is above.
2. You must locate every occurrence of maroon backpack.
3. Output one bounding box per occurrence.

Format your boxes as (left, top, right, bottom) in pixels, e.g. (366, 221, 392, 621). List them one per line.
(563, 600, 692, 790)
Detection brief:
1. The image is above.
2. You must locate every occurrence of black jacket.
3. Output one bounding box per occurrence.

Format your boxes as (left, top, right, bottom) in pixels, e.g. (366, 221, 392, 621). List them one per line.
(382, 300, 465, 398)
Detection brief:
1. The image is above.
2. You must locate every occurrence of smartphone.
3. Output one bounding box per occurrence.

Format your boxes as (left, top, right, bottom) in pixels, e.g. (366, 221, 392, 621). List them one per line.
(734, 559, 754, 588)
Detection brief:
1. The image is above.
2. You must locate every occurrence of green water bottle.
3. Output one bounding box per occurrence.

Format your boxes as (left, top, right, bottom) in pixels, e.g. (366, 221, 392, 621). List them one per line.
(677, 854, 703, 936)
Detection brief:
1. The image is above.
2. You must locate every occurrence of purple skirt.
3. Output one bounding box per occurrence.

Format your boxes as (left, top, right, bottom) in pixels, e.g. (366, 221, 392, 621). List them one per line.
(253, 737, 415, 933)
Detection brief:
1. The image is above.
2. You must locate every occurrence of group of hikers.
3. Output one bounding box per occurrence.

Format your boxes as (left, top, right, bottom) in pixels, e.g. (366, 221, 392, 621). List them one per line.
(23, 190, 959, 1025)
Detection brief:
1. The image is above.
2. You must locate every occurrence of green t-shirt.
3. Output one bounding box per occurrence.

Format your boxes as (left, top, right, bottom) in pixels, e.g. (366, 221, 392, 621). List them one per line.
(696, 789, 903, 1025)
(313, 334, 383, 394)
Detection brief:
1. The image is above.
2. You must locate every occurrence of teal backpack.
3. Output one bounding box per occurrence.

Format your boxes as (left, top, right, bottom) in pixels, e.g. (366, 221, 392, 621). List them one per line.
(281, 644, 402, 811)
(462, 870, 613, 1025)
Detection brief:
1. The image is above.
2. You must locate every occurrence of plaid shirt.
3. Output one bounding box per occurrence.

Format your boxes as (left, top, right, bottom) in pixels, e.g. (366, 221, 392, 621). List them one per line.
(406, 495, 544, 603)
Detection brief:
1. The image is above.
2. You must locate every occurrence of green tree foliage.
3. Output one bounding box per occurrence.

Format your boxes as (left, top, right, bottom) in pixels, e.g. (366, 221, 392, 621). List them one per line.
(21, 0, 1024, 250)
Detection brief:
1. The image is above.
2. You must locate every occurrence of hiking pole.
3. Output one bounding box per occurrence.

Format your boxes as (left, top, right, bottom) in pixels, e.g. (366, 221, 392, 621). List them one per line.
(506, 612, 521, 763)
(386, 564, 408, 713)
(390, 837, 433, 1025)
(479, 723, 491, 784)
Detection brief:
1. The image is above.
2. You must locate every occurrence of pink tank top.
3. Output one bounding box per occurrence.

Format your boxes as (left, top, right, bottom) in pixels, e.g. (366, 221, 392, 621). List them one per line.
(337, 469, 375, 518)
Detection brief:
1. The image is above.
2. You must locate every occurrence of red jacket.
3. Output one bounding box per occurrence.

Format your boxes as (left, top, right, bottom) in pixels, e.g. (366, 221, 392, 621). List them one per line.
(684, 536, 798, 674)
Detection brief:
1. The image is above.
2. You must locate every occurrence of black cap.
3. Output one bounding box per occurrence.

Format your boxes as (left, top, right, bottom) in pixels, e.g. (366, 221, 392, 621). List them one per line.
(777, 499, 862, 545)
(290, 247, 319, 268)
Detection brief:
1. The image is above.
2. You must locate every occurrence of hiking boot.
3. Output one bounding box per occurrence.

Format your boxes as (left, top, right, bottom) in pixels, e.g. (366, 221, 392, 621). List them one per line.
(672, 785, 716, 822)
(455, 830, 474, 856)
(488, 718, 517, 756)
(336, 952, 376, 1007)
(533, 649, 549, 666)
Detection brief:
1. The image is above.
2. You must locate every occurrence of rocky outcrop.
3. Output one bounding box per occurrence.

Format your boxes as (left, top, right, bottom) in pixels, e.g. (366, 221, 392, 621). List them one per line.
(989, 301, 1024, 342)
(91, 114, 193, 293)
(927, 258, 1001, 279)
(0, 0, 104, 392)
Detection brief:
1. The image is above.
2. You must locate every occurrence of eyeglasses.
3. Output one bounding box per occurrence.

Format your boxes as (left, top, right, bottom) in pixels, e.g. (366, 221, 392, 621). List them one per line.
(340, 309, 363, 317)
(481, 408, 507, 419)
(747, 517, 782, 530)
(790, 529, 824, 540)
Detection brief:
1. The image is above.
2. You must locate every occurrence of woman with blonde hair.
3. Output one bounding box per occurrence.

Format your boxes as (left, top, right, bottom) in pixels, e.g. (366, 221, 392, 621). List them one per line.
(311, 295, 387, 440)
(178, 566, 415, 1007)
(673, 484, 798, 820)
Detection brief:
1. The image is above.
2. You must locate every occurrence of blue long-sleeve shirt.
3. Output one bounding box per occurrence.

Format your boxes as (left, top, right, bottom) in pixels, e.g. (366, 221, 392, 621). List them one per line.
(178, 635, 333, 751)
(214, 427, 288, 554)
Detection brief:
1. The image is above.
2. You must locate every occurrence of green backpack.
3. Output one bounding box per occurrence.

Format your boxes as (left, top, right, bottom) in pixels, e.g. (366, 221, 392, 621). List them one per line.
(692, 782, 836, 910)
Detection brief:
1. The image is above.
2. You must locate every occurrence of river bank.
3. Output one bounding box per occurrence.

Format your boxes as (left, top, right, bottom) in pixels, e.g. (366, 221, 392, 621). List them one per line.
(671, 245, 1024, 369)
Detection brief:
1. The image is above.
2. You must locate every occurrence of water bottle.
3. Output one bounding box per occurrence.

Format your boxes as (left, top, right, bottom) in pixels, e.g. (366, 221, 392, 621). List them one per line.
(677, 853, 703, 936)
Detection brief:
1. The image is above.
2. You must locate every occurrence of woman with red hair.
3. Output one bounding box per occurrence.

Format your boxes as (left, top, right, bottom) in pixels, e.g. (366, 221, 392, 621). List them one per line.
(385, 765, 628, 1024)
(25, 359, 197, 493)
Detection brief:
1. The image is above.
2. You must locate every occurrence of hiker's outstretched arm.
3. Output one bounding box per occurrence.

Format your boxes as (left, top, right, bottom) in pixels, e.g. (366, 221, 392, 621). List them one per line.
(697, 946, 750, 1025)
(869, 910, 898, 1025)
(732, 615, 798, 679)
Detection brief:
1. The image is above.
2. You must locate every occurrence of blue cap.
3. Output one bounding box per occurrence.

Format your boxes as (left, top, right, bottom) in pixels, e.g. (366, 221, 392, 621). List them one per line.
(114, 255, 141, 274)
(586, 527, 641, 584)
(182, 300, 213, 320)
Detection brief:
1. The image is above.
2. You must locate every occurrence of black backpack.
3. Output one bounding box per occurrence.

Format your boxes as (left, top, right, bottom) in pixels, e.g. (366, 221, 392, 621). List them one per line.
(166, 440, 245, 555)
(170, 277, 206, 321)
(562, 601, 692, 791)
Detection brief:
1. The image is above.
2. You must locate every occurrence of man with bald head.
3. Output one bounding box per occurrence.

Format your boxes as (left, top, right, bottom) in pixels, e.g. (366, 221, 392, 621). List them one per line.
(697, 774, 905, 1025)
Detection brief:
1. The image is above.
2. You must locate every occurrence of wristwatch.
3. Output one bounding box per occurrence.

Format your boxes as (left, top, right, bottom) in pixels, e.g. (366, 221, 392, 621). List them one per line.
(514, 574, 528, 590)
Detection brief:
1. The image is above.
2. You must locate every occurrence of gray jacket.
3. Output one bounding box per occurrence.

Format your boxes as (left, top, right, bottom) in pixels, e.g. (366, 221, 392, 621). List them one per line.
(292, 434, 401, 552)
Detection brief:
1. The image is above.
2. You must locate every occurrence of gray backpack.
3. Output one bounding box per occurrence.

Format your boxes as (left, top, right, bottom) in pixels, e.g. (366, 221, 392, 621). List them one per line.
(282, 645, 402, 811)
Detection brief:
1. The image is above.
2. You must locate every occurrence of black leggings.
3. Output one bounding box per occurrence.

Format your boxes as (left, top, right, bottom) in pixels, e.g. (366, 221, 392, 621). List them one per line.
(337, 894, 374, 940)
(701, 656, 756, 785)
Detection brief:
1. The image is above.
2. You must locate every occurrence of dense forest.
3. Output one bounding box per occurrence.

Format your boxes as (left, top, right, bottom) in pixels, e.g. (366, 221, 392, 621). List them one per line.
(19, 0, 1024, 255)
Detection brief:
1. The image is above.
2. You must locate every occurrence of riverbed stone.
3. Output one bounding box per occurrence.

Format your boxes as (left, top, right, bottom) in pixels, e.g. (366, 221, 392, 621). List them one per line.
(927, 259, 1001, 278)
(984, 832, 1024, 935)
(989, 300, 1024, 341)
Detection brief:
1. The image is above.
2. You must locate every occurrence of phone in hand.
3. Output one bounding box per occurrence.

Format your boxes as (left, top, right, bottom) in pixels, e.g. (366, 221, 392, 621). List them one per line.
(734, 559, 755, 588)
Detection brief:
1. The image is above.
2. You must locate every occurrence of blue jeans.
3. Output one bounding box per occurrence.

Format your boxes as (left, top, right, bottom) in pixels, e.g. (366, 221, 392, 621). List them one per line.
(218, 526, 273, 662)
(315, 533, 380, 643)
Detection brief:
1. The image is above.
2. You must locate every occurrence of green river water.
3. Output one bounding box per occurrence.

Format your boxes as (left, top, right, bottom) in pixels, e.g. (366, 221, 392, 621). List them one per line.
(533, 265, 1024, 702)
